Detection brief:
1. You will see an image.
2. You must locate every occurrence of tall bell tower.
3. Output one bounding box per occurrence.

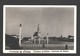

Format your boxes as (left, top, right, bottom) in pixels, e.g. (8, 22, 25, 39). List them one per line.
(37, 24, 41, 44)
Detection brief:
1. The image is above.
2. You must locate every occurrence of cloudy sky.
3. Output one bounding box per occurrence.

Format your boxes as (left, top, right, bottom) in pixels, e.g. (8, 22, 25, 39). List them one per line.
(6, 7, 74, 37)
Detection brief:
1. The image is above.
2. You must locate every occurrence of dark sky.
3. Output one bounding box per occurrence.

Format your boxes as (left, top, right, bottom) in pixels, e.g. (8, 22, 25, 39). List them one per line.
(6, 7, 74, 37)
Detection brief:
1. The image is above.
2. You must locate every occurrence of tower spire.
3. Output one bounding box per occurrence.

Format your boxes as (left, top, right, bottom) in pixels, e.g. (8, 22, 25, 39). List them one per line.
(37, 24, 39, 32)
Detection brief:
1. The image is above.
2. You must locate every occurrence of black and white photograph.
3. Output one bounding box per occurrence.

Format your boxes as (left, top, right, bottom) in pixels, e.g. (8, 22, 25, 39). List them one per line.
(3, 5, 77, 54)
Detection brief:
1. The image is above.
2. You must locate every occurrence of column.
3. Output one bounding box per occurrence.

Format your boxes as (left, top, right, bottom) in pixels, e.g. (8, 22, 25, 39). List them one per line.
(19, 24, 22, 47)
(47, 33, 49, 44)
(34, 38, 36, 44)
(39, 37, 40, 44)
